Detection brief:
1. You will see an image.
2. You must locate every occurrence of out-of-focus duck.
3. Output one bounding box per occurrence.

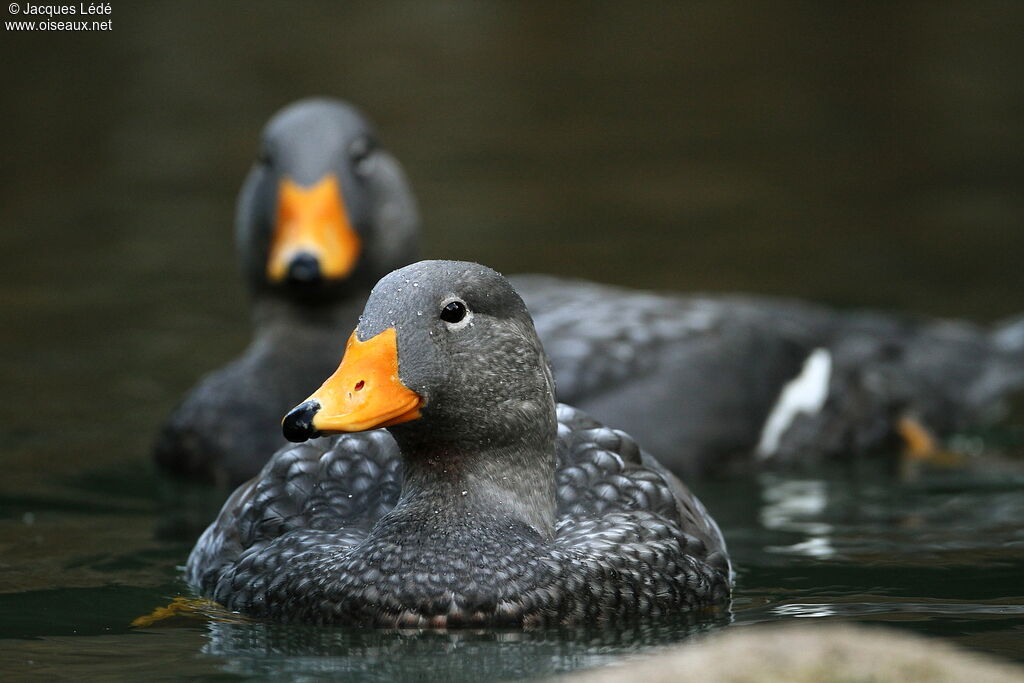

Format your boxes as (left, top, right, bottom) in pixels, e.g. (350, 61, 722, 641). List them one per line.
(515, 275, 1024, 476)
(154, 98, 418, 485)
(156, 98, 1024, 484)
(187, 261, 731, 627)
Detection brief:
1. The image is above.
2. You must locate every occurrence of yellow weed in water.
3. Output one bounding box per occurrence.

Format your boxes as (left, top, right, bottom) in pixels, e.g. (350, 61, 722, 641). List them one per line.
(131, 596, 252, 628)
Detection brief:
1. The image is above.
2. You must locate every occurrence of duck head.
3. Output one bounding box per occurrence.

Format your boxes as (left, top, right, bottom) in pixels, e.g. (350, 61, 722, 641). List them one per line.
(283, 260, 560, 536)
(237, 98, 419, 303)
(283, 260, 557, 453)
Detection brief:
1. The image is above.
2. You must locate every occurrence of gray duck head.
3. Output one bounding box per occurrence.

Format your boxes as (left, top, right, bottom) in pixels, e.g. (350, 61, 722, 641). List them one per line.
(236, 98, 419, 303)
(283, 260, 558, 455)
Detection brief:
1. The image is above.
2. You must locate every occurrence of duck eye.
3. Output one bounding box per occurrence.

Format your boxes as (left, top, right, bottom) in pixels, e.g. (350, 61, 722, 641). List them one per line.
(349, 136, 376, 177)
(440, 300, 467, 324)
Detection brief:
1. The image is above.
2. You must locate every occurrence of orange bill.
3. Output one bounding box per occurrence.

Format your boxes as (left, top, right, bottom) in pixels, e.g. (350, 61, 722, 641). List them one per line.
(897, 415, 937, 460)
(307, 328, 423, 432)
(267, 173, 361, 282)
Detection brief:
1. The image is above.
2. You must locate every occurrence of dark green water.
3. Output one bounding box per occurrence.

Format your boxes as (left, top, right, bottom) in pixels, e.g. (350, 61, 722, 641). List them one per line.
(1, 460, 1023, 679)
(2, 1, 1024, 679)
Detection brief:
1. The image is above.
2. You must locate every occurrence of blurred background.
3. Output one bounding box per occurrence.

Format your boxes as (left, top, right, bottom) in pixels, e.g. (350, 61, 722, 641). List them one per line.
(1, 2, 1024, 673)
(4, 1, 1023, 477)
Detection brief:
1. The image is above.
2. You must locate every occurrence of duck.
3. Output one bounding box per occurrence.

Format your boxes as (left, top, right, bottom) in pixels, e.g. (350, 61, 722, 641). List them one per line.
(153, 98, 419, 485)
(158, 99, 1024, 485)
(186, 260, 732, 627)
(513, 275, 1024, 476)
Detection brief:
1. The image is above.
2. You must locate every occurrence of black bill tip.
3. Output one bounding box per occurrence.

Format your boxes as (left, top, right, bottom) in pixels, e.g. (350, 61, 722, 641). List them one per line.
(282, 400, 322, 442)
(286, 253, 323, 286)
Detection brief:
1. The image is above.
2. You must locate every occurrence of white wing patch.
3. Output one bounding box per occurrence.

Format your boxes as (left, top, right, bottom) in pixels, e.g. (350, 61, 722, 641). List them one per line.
(756, 348, 832, 459)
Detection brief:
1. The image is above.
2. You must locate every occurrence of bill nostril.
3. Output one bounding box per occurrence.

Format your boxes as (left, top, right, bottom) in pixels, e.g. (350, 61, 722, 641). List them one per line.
(282, 400, 322, 443)
(286, 253, 323, 285)
(354, 380, 364, 391)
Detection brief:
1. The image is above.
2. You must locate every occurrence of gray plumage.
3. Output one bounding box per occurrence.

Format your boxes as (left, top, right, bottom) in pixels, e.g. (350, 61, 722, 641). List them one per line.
(187, 261, 731, 627)
(515, 275, 1024, 475)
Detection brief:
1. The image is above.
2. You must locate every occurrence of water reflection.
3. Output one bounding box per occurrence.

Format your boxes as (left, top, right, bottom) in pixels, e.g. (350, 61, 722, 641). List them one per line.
(748, 461, 1024, 563)
(725, 459, 1024, 658)
(759, 476, 836, 558)
(772, 602, 1024, 619)
(197, 615, 729, 681)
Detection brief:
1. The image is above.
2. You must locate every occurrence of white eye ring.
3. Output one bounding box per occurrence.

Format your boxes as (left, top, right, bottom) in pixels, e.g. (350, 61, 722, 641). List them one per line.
(439, 297, 473, 331)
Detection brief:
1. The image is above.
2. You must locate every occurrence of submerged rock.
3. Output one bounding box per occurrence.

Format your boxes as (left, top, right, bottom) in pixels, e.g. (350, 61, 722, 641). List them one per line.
(560, 624, 1023, 683)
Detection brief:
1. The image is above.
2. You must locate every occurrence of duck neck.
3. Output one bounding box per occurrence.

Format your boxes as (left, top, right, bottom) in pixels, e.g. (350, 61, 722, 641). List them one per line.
(251, 293, 364, 335)
(391, 424, 558, 540)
